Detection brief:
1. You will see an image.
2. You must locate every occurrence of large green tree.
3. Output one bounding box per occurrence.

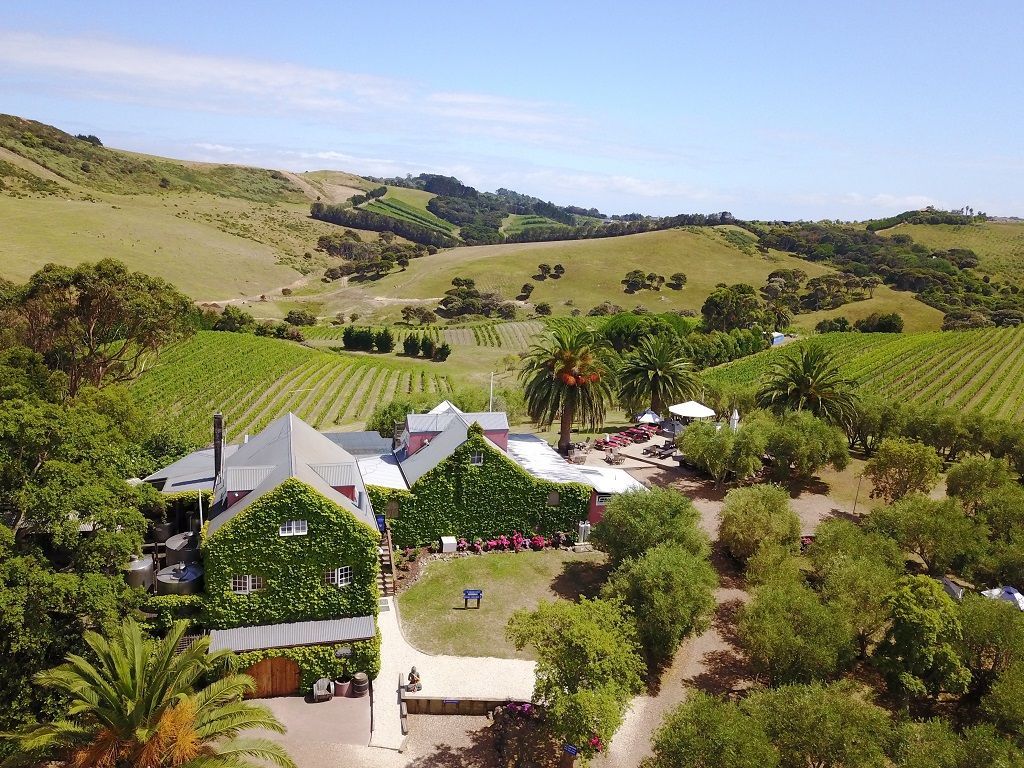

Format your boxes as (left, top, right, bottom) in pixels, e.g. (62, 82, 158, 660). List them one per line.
(680, 419, 765, 487)
(602, 543, 717, 667)
(875, 576, 971, 700)
(647, 692, 780, 768)
(739, 578, 854, 685)
(868, 495, 988, 575)
(3, 620, 294, 768)
(616, 335, 698, 414)
(5, 259, 194, 397)
(718, 484, 800, 563)
(755, 344, 858, 424)
(864, 438, 943, 503)
(519, 324, 614, 453)
(591, 488, 709, 567)
(507, 598, 645, 759)
(741, 682, 891, 768)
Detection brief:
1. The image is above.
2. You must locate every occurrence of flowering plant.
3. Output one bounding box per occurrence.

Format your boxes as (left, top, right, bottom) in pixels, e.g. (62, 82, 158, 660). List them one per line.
(530, 534, 546, 550)
(496, 534, 510, 551)
(457, 538, 468, 552)
(511, 531, 525, 552)
(472, 537, 483, 553)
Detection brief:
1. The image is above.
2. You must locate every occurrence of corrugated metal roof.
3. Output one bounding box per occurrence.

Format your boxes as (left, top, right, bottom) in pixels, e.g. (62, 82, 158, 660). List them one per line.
(322, 431, 394, 457)
(225, 466, 274, 492)
(406, 411, 509, 433)
(208, 414, 376, 534)
(310, 462, 357, 487)
(505, 434, 590, 485)
(208, 616, 376, 653)
(357, 454, 408, 490)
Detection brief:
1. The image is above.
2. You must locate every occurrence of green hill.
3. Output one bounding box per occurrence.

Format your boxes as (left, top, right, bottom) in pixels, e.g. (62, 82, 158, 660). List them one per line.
(878, 220, 1024, 285)
(704, 325, 1024, 420)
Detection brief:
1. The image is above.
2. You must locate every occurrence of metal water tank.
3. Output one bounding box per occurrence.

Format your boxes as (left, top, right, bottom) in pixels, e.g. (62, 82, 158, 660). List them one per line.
(165, 531, 199, 567)
(156, 562, 204, 596)
(124, 555, 157, 592)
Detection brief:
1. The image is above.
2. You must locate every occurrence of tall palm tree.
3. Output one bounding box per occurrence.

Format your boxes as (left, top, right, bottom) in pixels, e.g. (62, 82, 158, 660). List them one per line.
(756, 344, 858, 424)
(520, 324, 614, 453)
(617, 335, 699, 415)
(4, 620, 295, 768)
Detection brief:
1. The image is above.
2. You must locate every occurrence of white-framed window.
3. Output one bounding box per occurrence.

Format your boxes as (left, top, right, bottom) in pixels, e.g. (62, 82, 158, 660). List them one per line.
(596, 493, 613, 506)
(325, 566, 353, 587)
(231, 574, 265, 594)
(279, 519, 308, 537)
(470, 451, 485, 466)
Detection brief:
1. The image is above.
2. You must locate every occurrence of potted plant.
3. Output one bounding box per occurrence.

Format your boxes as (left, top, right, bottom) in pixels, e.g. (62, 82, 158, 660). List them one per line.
(334, 673, 352, 698)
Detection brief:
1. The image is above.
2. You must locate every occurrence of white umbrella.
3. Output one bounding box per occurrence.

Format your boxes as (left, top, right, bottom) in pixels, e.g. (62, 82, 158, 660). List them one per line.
(635, 409, 662, 424)
(668, 401, 716, 420)
(729, 409, 740, 431)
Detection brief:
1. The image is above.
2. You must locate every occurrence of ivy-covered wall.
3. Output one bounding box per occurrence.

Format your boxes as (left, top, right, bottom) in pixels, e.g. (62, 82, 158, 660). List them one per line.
(373, 427, 591, 547)
(234, 633, 381, 690)
(202, 478, 380, 629)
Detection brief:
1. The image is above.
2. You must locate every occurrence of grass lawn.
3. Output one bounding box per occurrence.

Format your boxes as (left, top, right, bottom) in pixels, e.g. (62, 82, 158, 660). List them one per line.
(397, 549, 609, 659)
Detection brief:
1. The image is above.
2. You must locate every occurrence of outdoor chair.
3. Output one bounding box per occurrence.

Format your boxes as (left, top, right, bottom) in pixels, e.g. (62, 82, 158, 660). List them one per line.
(312, 677, 334, 702)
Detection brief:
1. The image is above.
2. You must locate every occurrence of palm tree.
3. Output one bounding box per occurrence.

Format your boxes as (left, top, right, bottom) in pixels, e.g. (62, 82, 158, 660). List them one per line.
(4, 620, 295, 768)
(520, 324, 614, 453)
(756, 344, 858, 424)
(617, 336, 699, 415)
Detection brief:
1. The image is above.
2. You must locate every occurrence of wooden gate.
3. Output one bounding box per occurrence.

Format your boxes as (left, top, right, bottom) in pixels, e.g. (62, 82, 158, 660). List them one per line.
(245, 657, 300, 698)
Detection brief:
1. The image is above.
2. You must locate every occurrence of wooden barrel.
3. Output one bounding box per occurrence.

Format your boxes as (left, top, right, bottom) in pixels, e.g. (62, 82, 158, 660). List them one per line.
(352, 672, 369, 697)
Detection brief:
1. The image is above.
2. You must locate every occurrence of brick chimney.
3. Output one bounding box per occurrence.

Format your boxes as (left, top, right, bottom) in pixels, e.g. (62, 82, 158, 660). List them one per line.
(213, 412, 224, 478)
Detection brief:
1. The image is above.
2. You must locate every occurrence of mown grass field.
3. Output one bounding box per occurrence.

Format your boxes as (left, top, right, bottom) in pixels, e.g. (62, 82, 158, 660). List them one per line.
(791, 283, 945, 334)
(397, 549, 608, 658)
(878, 221, 1024, 285)
(704, 325, 1024, 420)
(129, 331, 453, 443)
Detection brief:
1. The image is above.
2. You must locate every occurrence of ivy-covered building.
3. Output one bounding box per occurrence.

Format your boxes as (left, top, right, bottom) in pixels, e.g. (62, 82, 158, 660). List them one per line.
(357, 401, 646, 546)
(145, 413, 383, 696)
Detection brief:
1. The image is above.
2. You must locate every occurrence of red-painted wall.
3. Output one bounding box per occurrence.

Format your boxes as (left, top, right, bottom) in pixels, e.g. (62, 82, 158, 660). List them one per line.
(587, 491, 612, 525)
(225, 490, 251, 510)
(332, 485, 356, 501)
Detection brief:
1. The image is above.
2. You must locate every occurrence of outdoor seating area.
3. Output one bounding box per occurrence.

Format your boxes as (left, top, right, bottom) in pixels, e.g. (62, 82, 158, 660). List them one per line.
(642, 440, 677, 460)
(594, 423, 659, 451)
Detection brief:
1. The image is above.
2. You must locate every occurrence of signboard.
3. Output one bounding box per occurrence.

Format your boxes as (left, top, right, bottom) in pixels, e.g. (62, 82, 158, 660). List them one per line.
(463, 589, 483, 598)
(375, 515, 386, 533)
(443, 699, 460, 704)
(563, 744, 578, 756)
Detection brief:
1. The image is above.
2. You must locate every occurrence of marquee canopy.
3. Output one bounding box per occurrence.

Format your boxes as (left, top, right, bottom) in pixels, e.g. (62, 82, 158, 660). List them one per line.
(668, 401, 716, 420)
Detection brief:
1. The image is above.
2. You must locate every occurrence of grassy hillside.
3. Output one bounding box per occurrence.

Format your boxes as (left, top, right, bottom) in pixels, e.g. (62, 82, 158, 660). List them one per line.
(878, 220, 1024, 285)
(130, 331, 453, 444)
(363, 193, 455, 235)
(704, 325, 1024, 420)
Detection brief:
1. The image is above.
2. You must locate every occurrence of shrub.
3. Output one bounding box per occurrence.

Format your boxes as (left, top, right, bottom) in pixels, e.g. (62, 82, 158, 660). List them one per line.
(719, 485, 800, 563)
(591, 488, 709, 567)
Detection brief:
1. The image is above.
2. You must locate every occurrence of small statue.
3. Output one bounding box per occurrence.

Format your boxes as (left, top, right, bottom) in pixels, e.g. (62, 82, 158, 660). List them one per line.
(407, 666, 422, 692)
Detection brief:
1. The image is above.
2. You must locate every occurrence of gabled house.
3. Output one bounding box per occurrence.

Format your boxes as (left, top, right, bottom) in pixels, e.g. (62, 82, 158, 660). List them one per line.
(144, 413, 382, 696)
(362, 401, 647, 546)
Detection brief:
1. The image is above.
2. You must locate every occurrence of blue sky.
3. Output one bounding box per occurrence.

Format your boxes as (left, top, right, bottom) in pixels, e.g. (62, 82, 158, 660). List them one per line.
(2, 1, 1021, 219)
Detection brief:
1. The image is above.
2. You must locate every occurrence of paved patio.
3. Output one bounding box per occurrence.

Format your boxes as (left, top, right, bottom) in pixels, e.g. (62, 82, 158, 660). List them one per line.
(370, 596, 536, 750)
(581, 434, 681, 471)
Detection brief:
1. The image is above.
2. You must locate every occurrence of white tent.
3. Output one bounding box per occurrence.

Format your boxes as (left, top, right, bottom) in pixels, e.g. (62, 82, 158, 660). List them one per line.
(635, 409, 662, 424)
(668, 401, 716, 420)
(981, 586, 1024, 611)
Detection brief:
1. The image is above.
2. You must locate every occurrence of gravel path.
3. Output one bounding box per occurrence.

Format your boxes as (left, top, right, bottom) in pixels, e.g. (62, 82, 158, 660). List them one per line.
(370, 597, 535, 750)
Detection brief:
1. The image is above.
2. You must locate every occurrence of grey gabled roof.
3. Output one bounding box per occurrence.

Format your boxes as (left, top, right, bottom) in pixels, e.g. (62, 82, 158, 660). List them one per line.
(208, 413, 375, 535)
(322, 431, 394, 457)
(144, 445, 240, 492)
(208, 616, 376, 653)
(406, 410, 509, 434)
(399, 414, 506, 487)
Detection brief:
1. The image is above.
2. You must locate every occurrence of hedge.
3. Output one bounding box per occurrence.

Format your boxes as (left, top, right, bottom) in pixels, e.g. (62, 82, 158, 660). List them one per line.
(142, 594, 204, 633)
(373, 425, 591, 547)
(234, 632, 381, 691)
(201, 478, 380, 629)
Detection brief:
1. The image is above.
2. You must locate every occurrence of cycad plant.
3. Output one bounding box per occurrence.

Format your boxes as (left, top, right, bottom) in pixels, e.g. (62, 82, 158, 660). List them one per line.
(3, 620, 295, 768)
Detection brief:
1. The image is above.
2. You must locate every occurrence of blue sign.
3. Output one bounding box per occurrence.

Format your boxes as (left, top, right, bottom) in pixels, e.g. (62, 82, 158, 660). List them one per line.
(463, 589, 483, 598)
(375, 515, 386, 533)
(563, 744, 578, 756)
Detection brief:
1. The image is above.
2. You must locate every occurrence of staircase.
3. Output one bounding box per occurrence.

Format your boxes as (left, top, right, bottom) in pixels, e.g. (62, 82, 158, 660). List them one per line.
(378, 528, 396, 597)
